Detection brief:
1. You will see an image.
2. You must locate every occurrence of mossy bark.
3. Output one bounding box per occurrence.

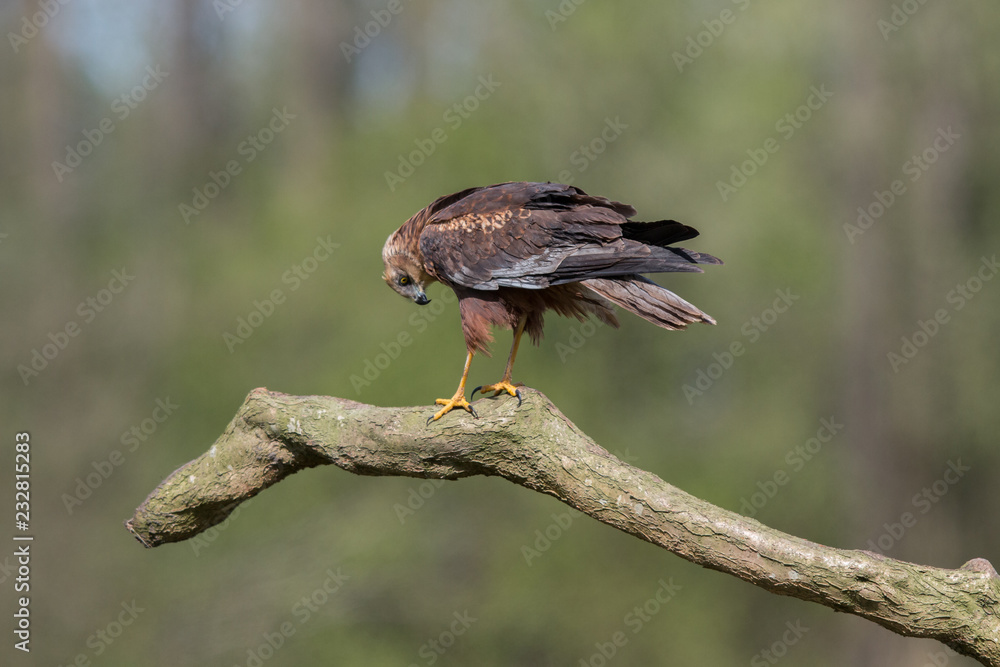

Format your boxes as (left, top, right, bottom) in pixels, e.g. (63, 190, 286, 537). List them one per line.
(126, 388, 1000, 665)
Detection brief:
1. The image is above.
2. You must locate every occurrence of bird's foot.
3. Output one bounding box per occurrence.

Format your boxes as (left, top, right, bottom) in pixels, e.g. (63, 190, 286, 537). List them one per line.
(472, 381, 524, 406)
(427, 392, 476, 424)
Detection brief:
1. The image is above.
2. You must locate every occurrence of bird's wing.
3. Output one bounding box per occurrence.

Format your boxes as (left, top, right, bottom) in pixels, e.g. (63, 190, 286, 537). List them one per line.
(418, 182, 718, 290)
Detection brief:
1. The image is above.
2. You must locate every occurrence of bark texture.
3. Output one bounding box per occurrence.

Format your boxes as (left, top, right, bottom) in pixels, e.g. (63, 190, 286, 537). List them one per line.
(126, 388, 1000, 664)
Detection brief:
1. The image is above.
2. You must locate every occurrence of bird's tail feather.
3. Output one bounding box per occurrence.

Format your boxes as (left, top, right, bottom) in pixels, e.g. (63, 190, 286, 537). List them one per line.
(581, 275, 715, 330)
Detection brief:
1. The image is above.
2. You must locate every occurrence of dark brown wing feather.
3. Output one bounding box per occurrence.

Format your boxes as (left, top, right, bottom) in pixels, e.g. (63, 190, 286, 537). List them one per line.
(582, 276, 715, 330)
(418, 182, 720, 290)
(620, 220, 699, 246)
(428, 181, 636, 221)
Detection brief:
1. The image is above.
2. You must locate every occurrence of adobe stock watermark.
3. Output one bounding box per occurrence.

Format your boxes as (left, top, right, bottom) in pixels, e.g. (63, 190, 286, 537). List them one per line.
(682, 288, 799, 404)
(8, 0, 74, 54)
(213, 0, 246, 20)
(406, 610, 477, 667)
(555, 317, 610, 362)
(407, 611, 477, 667)
(863, 459, 970, 556)
(545, 0, 588, 31)
(339, 0, 412, 61)
(52, 65, 168, 182)
(738, 416, 843, 518)
(396, 453, 631, 527)
(887, 254, 997, 373)
(18, 267, 135, 386)
(521, 508, 585, 566)
(0, 553, 17, 586)
(384, 75, 501, 191)
(672, 0, 752, 73)
(223, 235, 339, 353)
(57, 600, 145, 667)
(189, 499, 252, 555)
(62, 397, 179, 514)
(749, 619, 809, 666)
(393, 478, 448, 524)
(843, 126, 961, 244)
(233, 567, 350, 667)
(919, 646, 962, 667)
(553, 116, 629, 186)
(877, 0, 932, 40)
(577, 577, 681, 667)
(350, 288, 457, 394)
(179, 107, 296, 224)
(717, 84, 833, 202)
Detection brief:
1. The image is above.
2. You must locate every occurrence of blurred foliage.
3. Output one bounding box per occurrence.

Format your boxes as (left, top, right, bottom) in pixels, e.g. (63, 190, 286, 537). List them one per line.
(2, 0, 999, 665)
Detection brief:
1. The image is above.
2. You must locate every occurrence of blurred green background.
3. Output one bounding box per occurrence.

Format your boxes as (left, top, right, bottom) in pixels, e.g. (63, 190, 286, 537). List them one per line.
(3, 0, 998, 665)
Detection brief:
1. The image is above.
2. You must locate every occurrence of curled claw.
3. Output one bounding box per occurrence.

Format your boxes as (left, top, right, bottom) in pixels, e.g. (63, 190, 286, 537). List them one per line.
(475, 380, 522, 403)
(427, 404, 476, 425)
(471, 385, 484, 399)
(427, 393, 476, 425)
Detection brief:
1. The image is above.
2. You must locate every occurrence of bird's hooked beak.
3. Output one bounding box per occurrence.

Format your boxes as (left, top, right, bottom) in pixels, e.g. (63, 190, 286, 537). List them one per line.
(414, 291, 430, 306)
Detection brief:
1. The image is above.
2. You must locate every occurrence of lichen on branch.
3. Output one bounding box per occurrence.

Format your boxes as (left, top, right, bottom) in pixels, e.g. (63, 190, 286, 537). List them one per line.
(126, 388, 1000, 665)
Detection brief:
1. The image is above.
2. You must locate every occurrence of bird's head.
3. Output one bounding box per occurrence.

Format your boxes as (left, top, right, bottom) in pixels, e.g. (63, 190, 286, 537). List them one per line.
(382, 238, 434, 306)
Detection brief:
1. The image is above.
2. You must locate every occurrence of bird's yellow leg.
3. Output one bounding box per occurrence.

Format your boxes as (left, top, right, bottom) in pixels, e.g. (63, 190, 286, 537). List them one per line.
(473, 315, 527, 405)
(428, 352, 476, 423)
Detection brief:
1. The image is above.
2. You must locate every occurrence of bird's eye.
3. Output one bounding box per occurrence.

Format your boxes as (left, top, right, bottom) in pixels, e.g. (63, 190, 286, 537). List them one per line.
(399, 276, 410, 286)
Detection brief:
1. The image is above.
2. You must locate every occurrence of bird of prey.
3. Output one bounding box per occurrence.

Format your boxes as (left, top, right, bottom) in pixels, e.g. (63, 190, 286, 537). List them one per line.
(382, 181, 721, 422)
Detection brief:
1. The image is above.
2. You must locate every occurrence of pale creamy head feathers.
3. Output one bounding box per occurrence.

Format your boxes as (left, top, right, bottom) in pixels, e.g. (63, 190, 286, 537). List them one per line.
(382, 230, 434, 304)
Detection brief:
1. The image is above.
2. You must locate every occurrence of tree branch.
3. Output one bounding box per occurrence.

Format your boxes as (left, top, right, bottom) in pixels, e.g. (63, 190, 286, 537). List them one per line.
(126, 388, 1000, 664)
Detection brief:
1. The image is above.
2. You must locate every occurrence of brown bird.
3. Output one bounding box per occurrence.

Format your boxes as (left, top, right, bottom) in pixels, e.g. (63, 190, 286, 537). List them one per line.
(382, 182, 721, 422)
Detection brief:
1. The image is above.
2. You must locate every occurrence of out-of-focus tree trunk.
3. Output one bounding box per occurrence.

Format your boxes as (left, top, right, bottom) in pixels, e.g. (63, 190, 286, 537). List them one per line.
(287, 1, 352, 159)
(156, 0, 229, 179)
(22, 6, 65, 231)
(894, 17, 969, 460)
(834, 3, 973, 663)
(833, 2, 910, 663)
(835, 1, 898, 510)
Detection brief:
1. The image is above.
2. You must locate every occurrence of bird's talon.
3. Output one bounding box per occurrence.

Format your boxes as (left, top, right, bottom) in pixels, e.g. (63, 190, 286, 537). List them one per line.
(476, 380, 524, 403)
(471, 385, 484, 399)
(428, 393, 474, 423)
